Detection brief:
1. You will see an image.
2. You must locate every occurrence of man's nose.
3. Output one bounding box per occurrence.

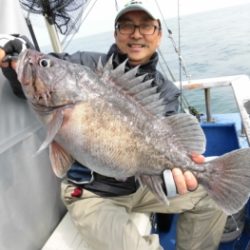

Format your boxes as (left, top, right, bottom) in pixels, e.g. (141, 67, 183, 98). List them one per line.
(131, 26, 143, 38)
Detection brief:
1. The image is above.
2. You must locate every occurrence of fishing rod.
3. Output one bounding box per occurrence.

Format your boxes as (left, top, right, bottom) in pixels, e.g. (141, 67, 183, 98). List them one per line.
(155, 0, 198, 115)
(177, 0, 183, 111)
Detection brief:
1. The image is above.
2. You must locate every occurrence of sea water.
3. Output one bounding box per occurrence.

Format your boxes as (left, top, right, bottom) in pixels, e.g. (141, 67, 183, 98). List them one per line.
(63, 3, 250, 114)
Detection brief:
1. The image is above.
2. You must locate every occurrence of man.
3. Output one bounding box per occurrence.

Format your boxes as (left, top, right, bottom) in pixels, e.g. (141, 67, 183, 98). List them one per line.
(0, 1, 226, 249)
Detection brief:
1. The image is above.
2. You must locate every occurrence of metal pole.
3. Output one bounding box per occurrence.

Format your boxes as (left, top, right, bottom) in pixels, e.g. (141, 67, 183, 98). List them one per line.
(44, 15, 63, 53)
(25, 17, 40, 51)
(204, 88, 212, 122)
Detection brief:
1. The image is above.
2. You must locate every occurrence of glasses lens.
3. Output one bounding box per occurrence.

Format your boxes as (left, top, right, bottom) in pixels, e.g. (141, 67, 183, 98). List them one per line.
(117, 23, 157, 35)
(140, 24, 155, 35)
(118, 23, 134, 34)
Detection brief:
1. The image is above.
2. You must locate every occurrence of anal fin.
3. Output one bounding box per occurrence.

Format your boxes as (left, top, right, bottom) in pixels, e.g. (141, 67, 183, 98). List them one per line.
(138, 175, 169, 205)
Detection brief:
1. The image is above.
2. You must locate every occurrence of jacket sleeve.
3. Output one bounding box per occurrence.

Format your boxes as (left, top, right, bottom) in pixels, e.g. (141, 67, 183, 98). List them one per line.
(165, 79, 181, 116)
(156, 71, 180, 116)
(48, 51, 105, 71)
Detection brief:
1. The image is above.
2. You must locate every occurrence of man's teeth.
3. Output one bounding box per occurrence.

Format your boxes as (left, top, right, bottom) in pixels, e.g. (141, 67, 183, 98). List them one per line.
(129, 44, 145, 48)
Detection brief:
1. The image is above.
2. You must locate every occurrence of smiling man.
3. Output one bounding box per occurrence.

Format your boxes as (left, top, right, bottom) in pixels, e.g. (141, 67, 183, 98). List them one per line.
(114, 8, 162, 65)
(0, 0, 227, 249)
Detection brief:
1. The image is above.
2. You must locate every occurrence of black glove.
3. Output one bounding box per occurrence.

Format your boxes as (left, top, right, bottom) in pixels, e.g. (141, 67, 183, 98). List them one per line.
(0, 34, 33, 62)
(0, 34, 33, 99)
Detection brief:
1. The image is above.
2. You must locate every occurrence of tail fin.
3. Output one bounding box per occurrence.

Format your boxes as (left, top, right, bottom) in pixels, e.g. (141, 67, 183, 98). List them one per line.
(198, 148, 250, 215)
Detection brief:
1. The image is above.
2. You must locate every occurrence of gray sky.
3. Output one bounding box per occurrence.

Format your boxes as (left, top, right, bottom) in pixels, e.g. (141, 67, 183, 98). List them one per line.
(75, 0, 250, 36)
(29, 0, 250, 47)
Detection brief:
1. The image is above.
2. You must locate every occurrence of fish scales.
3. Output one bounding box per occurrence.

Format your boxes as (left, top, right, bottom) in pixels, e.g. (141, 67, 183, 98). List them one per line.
(16, 49, 250, 215)
(56, 98, 173, 177)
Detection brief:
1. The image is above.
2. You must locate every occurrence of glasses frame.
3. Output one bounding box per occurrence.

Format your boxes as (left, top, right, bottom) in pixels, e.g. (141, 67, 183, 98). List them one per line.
(115, 23, 161, 35)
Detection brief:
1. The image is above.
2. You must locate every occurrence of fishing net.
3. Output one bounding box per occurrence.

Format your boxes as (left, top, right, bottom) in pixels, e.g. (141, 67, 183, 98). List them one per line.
(19, 0, 89, 35)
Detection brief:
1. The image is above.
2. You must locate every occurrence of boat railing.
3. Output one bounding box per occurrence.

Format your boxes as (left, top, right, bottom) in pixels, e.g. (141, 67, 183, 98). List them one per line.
(175, 74, 250, 145)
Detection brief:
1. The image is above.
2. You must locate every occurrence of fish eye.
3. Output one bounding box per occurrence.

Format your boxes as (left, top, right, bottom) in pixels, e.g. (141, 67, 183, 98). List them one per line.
(39, 58, 51, 68)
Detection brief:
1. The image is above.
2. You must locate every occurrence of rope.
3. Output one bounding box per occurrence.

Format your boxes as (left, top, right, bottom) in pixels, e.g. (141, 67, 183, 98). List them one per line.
(62, 0, 99, 50)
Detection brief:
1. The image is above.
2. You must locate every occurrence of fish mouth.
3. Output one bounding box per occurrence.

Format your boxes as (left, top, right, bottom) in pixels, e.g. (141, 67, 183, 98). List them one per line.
(31, 102, 75, 115)
(16, 49, 68, 108)
(31, 89, 53, 105)
(22, 77, 57, 108)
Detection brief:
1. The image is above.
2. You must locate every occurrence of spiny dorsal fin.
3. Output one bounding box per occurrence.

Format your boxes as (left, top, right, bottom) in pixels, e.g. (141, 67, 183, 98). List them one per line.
(111, 59, 128, 78)
(151, 105, 167, 115)
(97, 57, 104, 75)
(99, 55, 167, 116)
(103, 54, 114, 72)
(145, 98, 164, 109)
(119, 65, 140, 81)
(141, 92, 161, 105)
(129, 79, 154, 95)
(123, 74, 148, 89)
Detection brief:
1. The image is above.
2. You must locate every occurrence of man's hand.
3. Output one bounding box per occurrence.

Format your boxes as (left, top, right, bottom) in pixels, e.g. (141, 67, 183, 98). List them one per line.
(0, 48, 8, 67)
(0, 34, 29, 69)
(172, 153, 205, 194)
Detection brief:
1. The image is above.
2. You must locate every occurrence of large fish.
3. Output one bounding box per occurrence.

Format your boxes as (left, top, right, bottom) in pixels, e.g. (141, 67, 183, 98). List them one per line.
(16, 49, 250, 215)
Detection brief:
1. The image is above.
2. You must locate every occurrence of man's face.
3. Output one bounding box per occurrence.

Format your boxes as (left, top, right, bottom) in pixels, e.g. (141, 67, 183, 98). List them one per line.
(114, 11, 162, 65)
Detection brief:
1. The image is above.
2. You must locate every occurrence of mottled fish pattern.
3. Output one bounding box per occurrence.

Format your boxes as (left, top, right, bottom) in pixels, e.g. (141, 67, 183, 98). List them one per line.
(16, 49, 250, 215)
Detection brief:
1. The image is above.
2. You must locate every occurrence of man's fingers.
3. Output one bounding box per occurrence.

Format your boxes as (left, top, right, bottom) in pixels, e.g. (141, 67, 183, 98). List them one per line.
(172, 168, 188, 194)
(10, 60, 17, 70)
(172, 151, 203, 194)
(0, 48, 7, 67)
(172, 168, 198, 194)
(184, 171, 198, 191)
(0, 49, 18, 69)
(191, 153, 205, 164)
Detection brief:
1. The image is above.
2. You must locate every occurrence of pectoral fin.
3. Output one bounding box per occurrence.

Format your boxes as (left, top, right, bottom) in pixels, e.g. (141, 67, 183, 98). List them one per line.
(49, 141, 74, 178)
(37, 109, 64, 154)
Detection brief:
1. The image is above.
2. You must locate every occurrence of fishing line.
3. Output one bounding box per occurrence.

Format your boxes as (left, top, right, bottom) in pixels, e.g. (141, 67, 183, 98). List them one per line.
(19, 0, 41, 51)
(155, 0, 193, 114)
(177, 0, 183, 112)
(114, 0, 119, 11)
(230, 214, 240, 232)
(155, 0, 190, 80)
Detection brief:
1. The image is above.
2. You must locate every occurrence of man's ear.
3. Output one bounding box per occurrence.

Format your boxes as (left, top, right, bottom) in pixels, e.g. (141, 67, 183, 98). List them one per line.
(156, 31, 162, 47)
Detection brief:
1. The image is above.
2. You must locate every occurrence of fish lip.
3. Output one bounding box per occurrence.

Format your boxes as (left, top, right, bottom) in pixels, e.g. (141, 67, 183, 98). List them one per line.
(32, 102, 74, 110)
(31, 102, 75, 114)
(16, 50, 28, 71)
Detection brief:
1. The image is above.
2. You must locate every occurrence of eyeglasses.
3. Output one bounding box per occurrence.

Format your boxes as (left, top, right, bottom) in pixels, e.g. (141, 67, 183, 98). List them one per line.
(116, 23, 161, 35)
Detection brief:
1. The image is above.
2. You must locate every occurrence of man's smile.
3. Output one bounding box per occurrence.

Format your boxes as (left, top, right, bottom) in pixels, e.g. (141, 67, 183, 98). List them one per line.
(127, 43, 148, 51)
